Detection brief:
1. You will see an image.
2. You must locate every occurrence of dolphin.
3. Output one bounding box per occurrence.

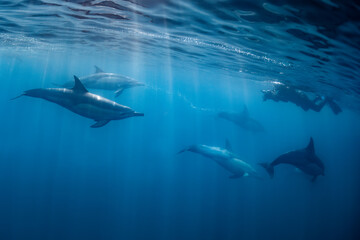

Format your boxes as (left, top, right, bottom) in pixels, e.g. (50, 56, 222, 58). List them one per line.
(259, 137, 325, 182)
(178, 140, 260, 179)
(218, 106, 265, 132)
(55, 66, 145, 97)
(12, 76, 144, 128)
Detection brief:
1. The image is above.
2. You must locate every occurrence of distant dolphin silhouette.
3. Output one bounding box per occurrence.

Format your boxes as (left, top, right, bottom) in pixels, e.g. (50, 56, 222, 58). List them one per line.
(54, 66, 144, 97)
(218, 106, 265, 132)
(12, 76, 144, 128)
(260, 137, 325, 182)
(262, 82, 342, 114)
(178, 140, 261, 179)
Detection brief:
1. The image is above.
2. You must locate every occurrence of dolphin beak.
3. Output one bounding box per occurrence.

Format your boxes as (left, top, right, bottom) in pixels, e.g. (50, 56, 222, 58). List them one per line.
(177, 148, 188, 155)
(10, 93, 25, 100)
(133, 112, 144, 117)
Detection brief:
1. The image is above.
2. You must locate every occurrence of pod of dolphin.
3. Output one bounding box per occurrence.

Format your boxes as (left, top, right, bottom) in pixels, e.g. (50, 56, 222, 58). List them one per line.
(12, 66, 329, 182)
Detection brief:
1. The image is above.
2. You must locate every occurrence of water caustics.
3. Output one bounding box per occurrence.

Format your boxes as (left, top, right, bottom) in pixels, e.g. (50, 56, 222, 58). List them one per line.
(0, 0, 360, 108)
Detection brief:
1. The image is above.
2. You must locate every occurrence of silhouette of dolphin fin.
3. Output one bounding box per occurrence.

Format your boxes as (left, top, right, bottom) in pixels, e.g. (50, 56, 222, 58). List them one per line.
(225, 139, 233, 152)
(73, 76, 88, 93)
(306, 137, 315, 154)
(94, 65, 104, 73)
(115, 88, 125, 97)
(91, 120, 110, 128)
(242, 105, 249, 117)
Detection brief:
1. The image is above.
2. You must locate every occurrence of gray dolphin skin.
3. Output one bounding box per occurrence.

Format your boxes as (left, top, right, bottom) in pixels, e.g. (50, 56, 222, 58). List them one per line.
(218, 106, 265, 132)
(55, 66, 145, 97)
(12, 76, 144, 128)
(260, 137, 325, 182)
(178, 140, 260, 179)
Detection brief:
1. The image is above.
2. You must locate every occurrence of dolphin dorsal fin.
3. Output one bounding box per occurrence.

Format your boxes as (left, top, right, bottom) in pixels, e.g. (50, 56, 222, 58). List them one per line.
(242, 105, 249, 117)
(225, 139, 233, 152)
(94, 65, 104, 73)
(306, 137, 315, 154)
(73, 75, 88, 93)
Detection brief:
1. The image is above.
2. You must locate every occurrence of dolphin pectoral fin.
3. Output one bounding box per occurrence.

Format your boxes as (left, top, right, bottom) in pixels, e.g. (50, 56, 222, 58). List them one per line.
(115, 88, 125, 97)
(94, 65, 104, 73)
(91, 120, 110, 128)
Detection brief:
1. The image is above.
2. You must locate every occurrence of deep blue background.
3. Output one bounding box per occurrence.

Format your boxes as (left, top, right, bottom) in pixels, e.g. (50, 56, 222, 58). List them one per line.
(0, 53, 359, 240)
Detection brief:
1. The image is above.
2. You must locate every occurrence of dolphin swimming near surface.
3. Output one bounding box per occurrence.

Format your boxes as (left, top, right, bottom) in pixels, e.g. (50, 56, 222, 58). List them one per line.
(178, 140, 260, 179)
(218, 106, 265, 132)
(259, 137, 325, 182)
(261, 82, 342, 114)
(12, 76, 144, 128)
(55, 66, 145, 97)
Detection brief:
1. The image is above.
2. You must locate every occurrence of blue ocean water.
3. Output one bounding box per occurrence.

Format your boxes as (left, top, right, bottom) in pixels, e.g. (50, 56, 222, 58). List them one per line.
(0, 0, 360, 239)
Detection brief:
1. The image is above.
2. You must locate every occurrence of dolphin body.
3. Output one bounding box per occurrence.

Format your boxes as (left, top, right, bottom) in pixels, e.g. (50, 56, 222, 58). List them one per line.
(260, 137, 325, 182)
(56, 66, 144, 97)
(218, 106, 265, 132)
(178, 140, 260, 179)
(12, 76, 144, 128)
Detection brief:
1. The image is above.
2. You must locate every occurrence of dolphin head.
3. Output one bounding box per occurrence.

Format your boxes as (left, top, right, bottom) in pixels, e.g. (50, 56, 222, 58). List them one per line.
(177, 145, 197, 155)
(114, 110, 144, 120)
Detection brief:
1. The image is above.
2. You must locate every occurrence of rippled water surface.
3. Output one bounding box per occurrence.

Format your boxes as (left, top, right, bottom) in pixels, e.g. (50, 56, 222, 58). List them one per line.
(0, 1, 359, 240)
(1, 0, 360, 101)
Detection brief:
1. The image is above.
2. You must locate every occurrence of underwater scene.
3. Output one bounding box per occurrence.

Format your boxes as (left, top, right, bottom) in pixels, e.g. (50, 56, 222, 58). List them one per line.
(0, 0, 360, 239)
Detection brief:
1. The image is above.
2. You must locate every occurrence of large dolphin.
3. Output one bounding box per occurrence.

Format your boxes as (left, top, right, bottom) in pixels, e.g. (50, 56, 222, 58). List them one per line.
(178, 140, 260, 179)
(12, 76, 144, 128)
(218, 106, 265, 132)
(55, 66, 145, 97)
(260, 137, 325, 182)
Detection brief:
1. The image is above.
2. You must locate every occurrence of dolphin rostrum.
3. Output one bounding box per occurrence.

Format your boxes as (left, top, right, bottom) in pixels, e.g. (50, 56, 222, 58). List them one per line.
(178, 140, 260, 179)
(12, 76, 144, 128)
(218, 106, 265, 132)
(55, 66, 145, 97)
(259, 137, 325, 182)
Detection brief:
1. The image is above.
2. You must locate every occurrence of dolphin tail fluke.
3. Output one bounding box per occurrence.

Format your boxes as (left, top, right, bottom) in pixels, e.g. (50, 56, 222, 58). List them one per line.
(326, 97, 342, 115)
(259, 163, 274, 178)
(10, 93, 25, 100)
